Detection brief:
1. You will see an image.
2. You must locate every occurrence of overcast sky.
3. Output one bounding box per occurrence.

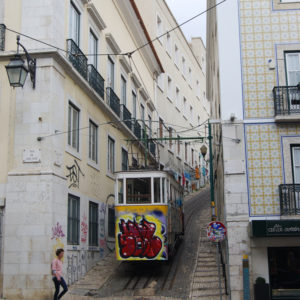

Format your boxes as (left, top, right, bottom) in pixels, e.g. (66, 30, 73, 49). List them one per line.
(165, 0, 207, 45)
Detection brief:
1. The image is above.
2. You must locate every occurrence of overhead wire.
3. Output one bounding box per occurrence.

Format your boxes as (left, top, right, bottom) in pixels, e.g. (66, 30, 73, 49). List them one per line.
(4, 0, 227, 58)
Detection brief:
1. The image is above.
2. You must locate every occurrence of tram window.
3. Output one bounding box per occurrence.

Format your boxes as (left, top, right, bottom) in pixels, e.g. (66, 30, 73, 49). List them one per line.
(162, 178, 165, 203)
(154, 178, 161, 203)
(118, 179, 124, 204)
(126, 177, 151, 204)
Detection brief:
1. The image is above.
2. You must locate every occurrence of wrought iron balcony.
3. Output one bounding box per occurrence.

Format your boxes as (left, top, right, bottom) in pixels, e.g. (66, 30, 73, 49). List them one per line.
(149, 141, 156, 156)
(120, 104, 132, 131)
(133, 120, 141, 139)
(106, 87, 120, 117)
(279, 184, 300, 215)
(273, 86, 300, 116)
(67, 39, 88, 80)
(88, 64, 105, 99)
(0, 24, 5, 51)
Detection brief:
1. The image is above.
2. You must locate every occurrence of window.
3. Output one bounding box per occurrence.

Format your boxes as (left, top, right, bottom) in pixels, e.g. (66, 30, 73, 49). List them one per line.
(177, 135, 181, 154)
(127, 177, 151, 204)
(196, 80, 200, 98)
(148, 114, 152, 137)
(167, 76, 172, 100)
(89, 202, 98, 246)
(166, 32, 172, 55)
(107, 136, 115, 173)
(132, 91, 137, 119)
(182, 57, 186, 77)
(285, 52, 300, 86)
(121, 75, 127, 105)
(157, 15, 163, 43)
(154, 178, 161, 203)
(198, 116, 201, 126)
(185, 142, 188, 161)
(107, 56, 115, 89)
(68, 194, 80, 245)
(68, 102, 80, 152)
(157, 73, 164, 91)
(191, 149, 194, 166)
(89, 30, 98, 68)
(122, 148, 128, 171)
(70, 1, 80, 45)
(188, 68, 192, 86)
(89, 120, 98, 163)
(292, 145, 300, 183)
(159, 118, 164, 138)
(169, 127, 173, 150)
(174, 44, 179, 66)
(175, 87, 180, 108)
(108, 207, 115, 238)
(140, 104, 145, 124)
(190, 106, 193, 123)
(183, 97, 187, 117)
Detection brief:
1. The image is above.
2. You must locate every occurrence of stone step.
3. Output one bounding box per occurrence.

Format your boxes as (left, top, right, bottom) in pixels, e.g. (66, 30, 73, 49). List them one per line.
(193, 276, 221, 283)
(193, 281, 225, 289)
(192, 289, 225, 297)
(194, 271, 219, 277)
(191, 295, 227, 300)
(197, 257, 215, 261)
(196, 261, 218, 267)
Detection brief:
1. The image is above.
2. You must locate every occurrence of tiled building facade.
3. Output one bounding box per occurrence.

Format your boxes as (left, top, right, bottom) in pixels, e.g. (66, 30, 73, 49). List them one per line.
(208, 0, 300, 299)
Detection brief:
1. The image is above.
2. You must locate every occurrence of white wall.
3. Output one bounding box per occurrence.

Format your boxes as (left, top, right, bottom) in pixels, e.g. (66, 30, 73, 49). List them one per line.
(217, 0, 243, 121)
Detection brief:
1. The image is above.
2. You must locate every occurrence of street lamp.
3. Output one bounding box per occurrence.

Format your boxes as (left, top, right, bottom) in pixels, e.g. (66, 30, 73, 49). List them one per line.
(5, 35, 36, 88)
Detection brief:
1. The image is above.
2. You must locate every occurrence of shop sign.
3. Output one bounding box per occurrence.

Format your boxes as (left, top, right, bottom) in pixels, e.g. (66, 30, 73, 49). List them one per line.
(251, 220, 300, 237)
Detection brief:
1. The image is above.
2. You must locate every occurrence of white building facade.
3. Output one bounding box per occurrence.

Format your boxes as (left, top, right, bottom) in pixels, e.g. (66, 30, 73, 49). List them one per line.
(0, 0, 207, 299)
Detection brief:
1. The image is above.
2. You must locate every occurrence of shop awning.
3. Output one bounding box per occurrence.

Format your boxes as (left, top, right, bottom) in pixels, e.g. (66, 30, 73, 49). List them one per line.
(251, 220, 300, 237)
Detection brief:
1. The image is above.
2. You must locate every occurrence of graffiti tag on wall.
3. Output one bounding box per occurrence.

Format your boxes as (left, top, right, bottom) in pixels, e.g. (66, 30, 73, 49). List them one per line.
(67, 251, 88, 285)
(66, 160, 84, 188)
(51, 222, 65, 259)
(81, 214, 88, 244)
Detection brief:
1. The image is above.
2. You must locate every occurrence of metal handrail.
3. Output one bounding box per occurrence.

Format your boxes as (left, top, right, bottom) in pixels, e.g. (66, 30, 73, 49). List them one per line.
(120, 104, 132, 131)
(106, 87, 120, 117)
(0, 24, 5, 51)
(88, 64, 105, 100)
(67, 39, 88, 80)
(279, 184, 300, 215)
(273, 86, 300, 116)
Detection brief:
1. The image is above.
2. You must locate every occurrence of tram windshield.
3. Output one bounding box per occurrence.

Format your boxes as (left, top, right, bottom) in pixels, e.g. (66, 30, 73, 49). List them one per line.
(127, 177, 151, 204)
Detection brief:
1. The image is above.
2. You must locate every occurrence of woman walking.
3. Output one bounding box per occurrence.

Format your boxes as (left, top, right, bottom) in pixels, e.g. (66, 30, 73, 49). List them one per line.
(52, 248, 68, 300)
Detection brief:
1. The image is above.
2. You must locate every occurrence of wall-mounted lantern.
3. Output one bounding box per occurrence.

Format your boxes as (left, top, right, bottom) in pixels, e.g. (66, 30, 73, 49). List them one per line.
(5, 35, 36, 88)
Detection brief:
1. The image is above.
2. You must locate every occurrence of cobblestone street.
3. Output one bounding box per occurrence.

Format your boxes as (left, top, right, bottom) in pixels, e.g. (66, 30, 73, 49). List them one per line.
(64, 187, 226, 300)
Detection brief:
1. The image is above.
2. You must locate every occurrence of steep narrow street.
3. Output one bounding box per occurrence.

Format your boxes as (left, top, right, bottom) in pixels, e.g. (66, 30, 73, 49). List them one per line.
(65, 187, 226, 300)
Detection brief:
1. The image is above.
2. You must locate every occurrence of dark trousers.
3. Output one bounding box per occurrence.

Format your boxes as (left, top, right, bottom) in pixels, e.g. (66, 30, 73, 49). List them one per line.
(53, 277, 68, 300)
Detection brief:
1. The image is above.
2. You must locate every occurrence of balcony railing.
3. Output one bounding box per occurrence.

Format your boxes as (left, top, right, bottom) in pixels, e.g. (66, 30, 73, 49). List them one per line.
(67, 39, 88, 80)
(120, 104, 132, 131)
(279, 184, 300, 215)
(106, 87, 120, 117)
(0, 24, 5, 51)
(88, 64, 105, 99)
(149, 141, 156, 156)
(273, 86, 300, 116)
(133, 120, 141, 139)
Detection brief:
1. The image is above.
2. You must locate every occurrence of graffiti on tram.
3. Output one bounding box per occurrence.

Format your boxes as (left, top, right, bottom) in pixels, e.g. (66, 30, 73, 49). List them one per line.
(115, 205, 168, 261)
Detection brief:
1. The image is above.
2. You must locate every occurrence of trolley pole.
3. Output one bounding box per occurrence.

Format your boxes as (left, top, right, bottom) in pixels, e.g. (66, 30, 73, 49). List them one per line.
(208, 121, 216, 221)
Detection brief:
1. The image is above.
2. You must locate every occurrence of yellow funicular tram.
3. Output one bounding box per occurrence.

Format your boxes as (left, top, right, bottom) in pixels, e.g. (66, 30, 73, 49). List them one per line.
(114, 170, 184, 261)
